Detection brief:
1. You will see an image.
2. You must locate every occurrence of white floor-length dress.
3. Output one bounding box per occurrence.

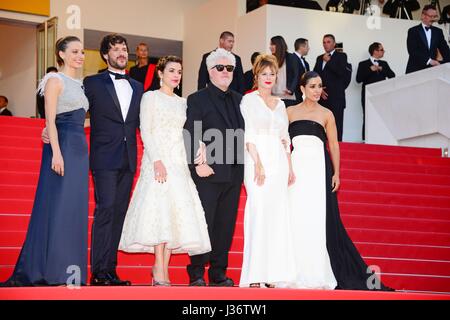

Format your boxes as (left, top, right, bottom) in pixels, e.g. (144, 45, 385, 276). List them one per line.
(239, 91, 297, 288)
(119, 90, 211, 256)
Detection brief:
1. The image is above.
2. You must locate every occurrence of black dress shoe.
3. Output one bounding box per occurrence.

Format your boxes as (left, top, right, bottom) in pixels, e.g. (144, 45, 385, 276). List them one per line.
(189, 278, 207, 286)
(90, 274, 113, 286)
(107, 272, 131, 286)
(209, 277, 234, 287)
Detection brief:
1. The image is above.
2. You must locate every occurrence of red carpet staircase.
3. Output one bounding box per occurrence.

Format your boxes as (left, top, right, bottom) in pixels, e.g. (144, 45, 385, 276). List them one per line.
(1, 116, 450, 293)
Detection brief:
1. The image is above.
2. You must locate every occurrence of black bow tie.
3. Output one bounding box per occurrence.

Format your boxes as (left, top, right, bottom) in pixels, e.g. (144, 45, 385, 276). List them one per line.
(109, 71, 130, 81)
(425, 26, 431, 31)
(374, 59, 380, 63)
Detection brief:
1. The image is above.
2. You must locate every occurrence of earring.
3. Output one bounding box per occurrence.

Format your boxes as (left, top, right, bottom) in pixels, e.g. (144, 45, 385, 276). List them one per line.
(160, 78, 163, 87)
(177, 84, 180, 90)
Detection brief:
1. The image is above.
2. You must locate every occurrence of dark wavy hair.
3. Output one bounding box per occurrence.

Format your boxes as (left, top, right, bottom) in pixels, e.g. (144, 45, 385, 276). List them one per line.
(99, 33, 128, 62)
(156, 55, 182, 78)
(55, 36, 81, 67)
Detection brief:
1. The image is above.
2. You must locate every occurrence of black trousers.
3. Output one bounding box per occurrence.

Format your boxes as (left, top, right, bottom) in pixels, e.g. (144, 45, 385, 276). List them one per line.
(90, 152, 134, 276)
(361, 100, 366, 141)
(326, 105, 344, 142)
(187, 167, 242, 282)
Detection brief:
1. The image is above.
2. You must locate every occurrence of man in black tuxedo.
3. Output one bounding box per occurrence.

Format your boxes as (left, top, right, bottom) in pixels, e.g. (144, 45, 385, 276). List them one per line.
(84, 34, 143, 286)
(197, 31, 246, 94)
(356, 42, 395, 141)
(185, 48, 245, 287)
(0, 96, 12, 116)
(406, 5, 450, 74)
(243, 51, 261, 92)
(313, 34, 348, 141)
(293, 38, 310, 103)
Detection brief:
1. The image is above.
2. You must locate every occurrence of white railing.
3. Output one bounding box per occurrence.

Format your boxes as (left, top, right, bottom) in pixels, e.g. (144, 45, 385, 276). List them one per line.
(366, 63, 450, 153)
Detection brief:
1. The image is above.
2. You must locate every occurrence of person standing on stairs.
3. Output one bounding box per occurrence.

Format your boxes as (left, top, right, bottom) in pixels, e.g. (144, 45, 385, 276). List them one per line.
(287, 71, 394, 291)
(239, 54, 297, 288)
(41, 34, 144, 286)
(119, 56, 211, 286)
(185, 48, 245, 287)
(1, 36, 89, 286)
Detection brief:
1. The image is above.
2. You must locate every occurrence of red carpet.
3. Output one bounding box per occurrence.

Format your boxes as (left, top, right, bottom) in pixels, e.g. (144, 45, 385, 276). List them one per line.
(1, 116, 450, 296)
(1, 286, 450, 300)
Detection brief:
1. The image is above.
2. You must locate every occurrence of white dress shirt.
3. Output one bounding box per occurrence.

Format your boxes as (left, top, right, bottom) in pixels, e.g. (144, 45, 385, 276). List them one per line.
(109, 70, 133, 121)
(421, 23, 433, 65)
(370, 56, 380, 66)
(422, 23, 432, 49)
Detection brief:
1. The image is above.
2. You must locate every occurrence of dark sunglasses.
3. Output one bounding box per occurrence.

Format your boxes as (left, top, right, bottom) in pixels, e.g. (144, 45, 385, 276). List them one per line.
(212, 64, 235, 72)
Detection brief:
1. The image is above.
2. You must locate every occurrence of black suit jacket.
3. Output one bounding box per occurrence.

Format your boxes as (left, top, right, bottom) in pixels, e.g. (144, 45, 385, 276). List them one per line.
(197, 51, 246, 94)
(313, 51, 348, 109)
(356, 59, 395, 106)
(83, 71, 144, 172)
(284, 52, 300, 97)
(292, 53, 310, 102)
(0, 108, 12, 116)
(406, 24, 450, 74)
(243, 70, 254, 92)
(184, 86, 244, 184)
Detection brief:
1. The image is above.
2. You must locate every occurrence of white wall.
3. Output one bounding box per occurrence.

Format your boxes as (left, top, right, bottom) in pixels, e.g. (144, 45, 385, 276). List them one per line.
(366, 63, 450, 150)
(0, 22, 37, 117)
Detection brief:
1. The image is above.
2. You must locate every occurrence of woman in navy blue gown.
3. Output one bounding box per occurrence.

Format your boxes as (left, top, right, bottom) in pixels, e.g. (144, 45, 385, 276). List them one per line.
(1, 36, 89, 286)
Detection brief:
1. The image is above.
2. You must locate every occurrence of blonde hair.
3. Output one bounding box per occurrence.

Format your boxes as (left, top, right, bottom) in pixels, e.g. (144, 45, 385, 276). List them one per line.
(252, 54, 278, 90)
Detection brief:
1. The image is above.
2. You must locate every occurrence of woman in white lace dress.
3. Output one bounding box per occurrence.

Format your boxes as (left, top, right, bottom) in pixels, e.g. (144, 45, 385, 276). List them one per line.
(119, 56, 211, 286)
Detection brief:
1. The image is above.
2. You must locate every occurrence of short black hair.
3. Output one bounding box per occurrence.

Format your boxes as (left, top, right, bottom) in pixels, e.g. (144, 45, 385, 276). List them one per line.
(368, 42, 382, 55)
(250, 52, 260, 65)
(0, 95, 8, 103)
(220, 31, 234, 39)
(100, 33, 128, 62)
(294, 38, 308, 51)
(46, 66, 58, 73)
(323, 34, 336, 42)
(422, 4, 436, 12)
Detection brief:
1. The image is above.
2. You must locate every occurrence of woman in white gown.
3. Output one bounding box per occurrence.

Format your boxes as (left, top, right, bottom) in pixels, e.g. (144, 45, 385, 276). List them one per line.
(287, 71, 393, 291)
(119, 56, 211, 286)
(239, 54, 297, 288)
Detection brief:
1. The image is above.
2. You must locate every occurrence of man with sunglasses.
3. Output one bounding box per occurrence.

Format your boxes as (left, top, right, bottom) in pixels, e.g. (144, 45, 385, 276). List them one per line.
(197, 31, 246, 94)
(185, 48, 245, 287)
(356, 42, 395, 141)
(406, 4, 450, 74)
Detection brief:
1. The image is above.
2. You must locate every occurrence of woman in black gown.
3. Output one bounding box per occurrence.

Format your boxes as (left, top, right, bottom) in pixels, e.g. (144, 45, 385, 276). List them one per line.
(287, 71, 393, 291)
(1, 36, 89, 286)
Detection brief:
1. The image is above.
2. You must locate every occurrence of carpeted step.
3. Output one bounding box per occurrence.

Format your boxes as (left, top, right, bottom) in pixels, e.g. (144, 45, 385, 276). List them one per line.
(2, 266, 448, 293)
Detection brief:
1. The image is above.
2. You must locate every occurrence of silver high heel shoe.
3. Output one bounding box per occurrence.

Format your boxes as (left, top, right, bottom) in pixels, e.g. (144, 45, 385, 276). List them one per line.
(151, 267, 171, 286)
